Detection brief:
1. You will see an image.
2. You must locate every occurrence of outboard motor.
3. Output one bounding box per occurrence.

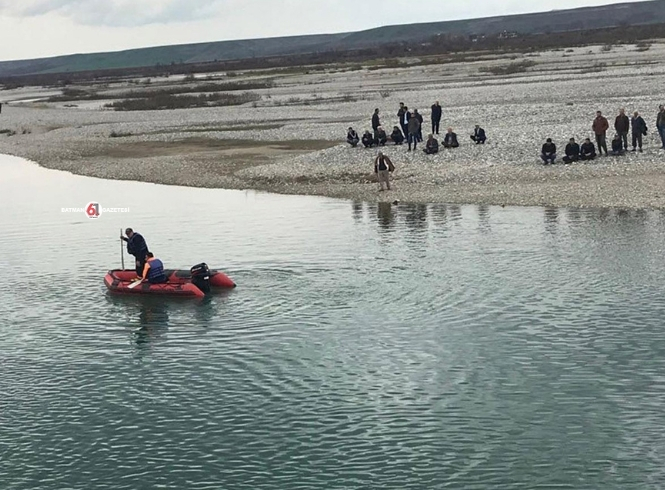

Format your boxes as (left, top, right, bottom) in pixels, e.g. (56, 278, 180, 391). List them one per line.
(190, 263, 211, 294)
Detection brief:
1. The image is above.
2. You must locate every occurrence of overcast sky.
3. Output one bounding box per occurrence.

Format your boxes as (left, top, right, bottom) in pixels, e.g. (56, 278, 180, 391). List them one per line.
(0, 0, 650, 61)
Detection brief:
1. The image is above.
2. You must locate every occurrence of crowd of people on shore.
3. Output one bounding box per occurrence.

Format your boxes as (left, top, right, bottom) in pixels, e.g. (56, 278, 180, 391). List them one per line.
(347, 102, 665, 190)
(346, 102, 487, 155)
(540, 106, 665, 164)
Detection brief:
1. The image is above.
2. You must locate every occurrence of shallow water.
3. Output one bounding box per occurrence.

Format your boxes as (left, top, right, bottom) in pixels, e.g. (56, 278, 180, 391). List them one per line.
(2, 155, 665, 489)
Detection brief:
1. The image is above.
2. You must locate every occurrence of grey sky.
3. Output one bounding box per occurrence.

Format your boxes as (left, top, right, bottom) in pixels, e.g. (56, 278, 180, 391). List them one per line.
(0, 0, 650, 61)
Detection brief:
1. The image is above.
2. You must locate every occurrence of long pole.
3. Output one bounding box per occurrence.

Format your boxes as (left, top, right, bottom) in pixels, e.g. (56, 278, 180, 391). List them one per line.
(120, 228, 125, 271)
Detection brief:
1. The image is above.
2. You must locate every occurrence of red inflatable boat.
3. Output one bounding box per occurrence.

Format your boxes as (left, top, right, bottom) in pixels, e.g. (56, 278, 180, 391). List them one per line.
(104, 268, 236, 298)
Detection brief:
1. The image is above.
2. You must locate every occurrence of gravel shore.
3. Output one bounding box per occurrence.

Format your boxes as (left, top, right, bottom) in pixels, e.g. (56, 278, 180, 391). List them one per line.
(1, 42, 664, 208)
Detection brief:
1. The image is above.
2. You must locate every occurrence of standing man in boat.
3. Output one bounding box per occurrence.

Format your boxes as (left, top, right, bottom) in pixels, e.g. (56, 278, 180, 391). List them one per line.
(121, 228, 150, 276)
(141, 252, 168, 284)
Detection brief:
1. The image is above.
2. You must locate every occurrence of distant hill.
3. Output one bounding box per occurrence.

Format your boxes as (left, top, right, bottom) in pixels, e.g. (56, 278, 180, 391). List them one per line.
(1, 0, 664, 77)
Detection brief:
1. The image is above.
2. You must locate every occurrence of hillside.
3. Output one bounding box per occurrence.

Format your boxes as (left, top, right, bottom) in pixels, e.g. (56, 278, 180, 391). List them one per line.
(0, 0, 664, 77)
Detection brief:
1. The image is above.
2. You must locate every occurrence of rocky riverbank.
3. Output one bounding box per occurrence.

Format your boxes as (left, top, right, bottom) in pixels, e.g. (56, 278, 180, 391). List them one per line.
(1, 42, 664, 208)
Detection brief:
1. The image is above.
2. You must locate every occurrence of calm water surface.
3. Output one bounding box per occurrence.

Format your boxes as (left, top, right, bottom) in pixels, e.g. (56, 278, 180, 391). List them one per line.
(2, 155, 665, 489)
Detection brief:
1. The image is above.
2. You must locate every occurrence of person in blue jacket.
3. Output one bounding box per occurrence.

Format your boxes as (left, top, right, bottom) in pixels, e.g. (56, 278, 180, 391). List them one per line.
(141, 253, 168, 284)
(121, 228, 150, 276)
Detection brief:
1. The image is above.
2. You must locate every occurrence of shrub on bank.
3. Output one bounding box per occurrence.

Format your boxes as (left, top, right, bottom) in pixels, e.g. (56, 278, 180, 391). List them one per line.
(105, 92, 260, 111)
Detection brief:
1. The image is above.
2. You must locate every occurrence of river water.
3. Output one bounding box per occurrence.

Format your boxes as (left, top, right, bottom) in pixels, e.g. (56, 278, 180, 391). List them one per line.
(1, 155, 665, 489)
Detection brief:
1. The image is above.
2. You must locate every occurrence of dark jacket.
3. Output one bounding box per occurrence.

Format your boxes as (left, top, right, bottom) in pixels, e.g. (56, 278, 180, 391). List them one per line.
(376, 128, 387, 141)
(431, 104, 442, 121)
(473, 127, 486, 141)
(362, 132, 374, 146)
(593, 116, 609, 135)
(658, 110, 665, 129)
(390, 128, 404, 142)
(565, 142, 580, 157)
(407, 117, 421, 135)
(374, 155, 394, 173)
(426, 138, 439, 152)
(631, 116, 647, 135)
(397, 108, 405, 120)
(371, 113, 380, 131)
(541, 142, 556, 156)
(611, 137, 623, 152)
(403, 111, 412, 125)
(415, 112, 424, 124)
(615, 114, 630, 133)
(581, 142, 596, 157)
(126, 233, 149, 259)
(444, 132, 459, 147)
(347, 130, 359, 142)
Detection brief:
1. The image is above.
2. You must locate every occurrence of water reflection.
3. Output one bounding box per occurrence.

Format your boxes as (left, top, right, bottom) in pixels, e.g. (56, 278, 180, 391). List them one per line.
(134, 299, 170, 348)
(477, 205, 491, 233)
(544, 207, 559, 234)
(376, 202, 395, 231)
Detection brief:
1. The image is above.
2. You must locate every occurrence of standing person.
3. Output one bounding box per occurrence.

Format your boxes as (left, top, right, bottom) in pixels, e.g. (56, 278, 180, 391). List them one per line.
(413, 109, 424, 142)
(401, 106, 411, 141)
(540, 138, 557, 164)
(631, 111, 647, 152)
(407, 114, 421, 151)
(563, 138, 580, 163)
(374, 151, 394, 191)
(371, 109, 381, 132)
(397, 103, 405, 131)
(431, 101, 442, 135)
(657, 105, 665, 150)
(614, 108, 630, 151)
(121, 228, 150, 276)
(592, 111, 609, 156)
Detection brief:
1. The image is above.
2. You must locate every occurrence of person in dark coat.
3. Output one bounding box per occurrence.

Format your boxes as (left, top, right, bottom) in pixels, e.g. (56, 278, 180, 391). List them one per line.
(592, 111, 609, 156)
(614, 108, 630, 151)
(397, 103, 405, 124)
(371, 109, 380, 132)
(470, 125, 487, 144)
(362, 130, 375, 148)
(424, 134, 439, 154)
(374, 151, 394, 191)
(657, 104, 665, 150)
(541, 138, 556, 164)
(390, 126, 404, 145)
(563, 138, 580, 163)
(375, 126, 388, 146)
(413, 109, 424, 142)
(407, 116, 421, 151)
(431, 101, 442, 135)
(580, 138, 597, 161)
(610, 134, 625, 156)
(121, 228, 150, 276)
(443, 128, 459, 148)
(631, 111, 647, 152)
(347, 127, 359, 147)
(401, 106, 411, 141)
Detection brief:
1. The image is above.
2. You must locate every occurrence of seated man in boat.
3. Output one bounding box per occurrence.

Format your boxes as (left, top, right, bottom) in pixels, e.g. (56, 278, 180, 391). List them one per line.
(121, 228, 150, 276)
(141, 252, 168, 284)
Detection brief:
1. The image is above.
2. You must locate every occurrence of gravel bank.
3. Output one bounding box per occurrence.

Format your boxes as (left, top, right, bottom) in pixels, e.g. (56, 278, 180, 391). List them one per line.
(1, 42, 664, 208)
